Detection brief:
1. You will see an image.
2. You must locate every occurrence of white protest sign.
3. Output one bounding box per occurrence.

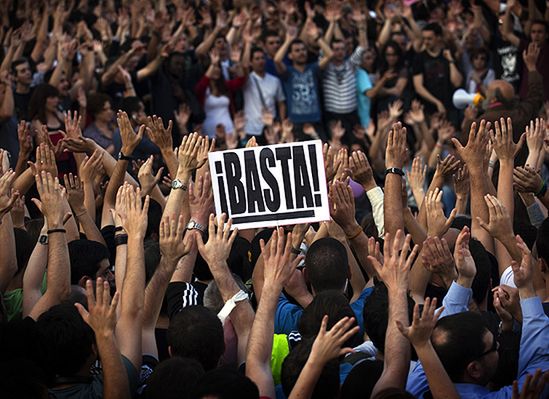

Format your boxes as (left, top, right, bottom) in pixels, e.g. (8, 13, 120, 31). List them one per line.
(208, 140, 330, 230)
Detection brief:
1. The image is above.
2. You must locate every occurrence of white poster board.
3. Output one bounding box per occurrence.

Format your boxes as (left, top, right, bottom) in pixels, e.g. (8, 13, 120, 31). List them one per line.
(208, 140, 330, 230)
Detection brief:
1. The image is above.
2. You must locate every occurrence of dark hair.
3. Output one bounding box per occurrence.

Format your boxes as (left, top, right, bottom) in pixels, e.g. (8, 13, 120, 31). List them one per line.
(192, 367, 259, 399)
(262, 30, 280, 42)
(423, 22, 443, 36)
(250, 46, 265, 61)
(535, 218, 549, 265)
(331, 38, 345, 47)
(14, 228, 34, 275)
(11, 57, 29, 75)
(289, 39, 306, 53)
(470, 47, 490, 62)
(87, 92, 111, 119)
(380, 40, 404, 73)
(141, 357, 205, 399)
(145, 199, 162, 240)
(469, 238, 493, 305)
(363, 283, 415, 354)
(299, 290, 359, 347)
(432, 311, 489, 381)
(29, 83, 60, 124)
(36, 303, 95, 376)
(167, 306, 224, 370)
(530, 19, 547, 31)
(119, 96, 142, 116)
(281, 337, 340, 398)
(372, 388, 416, 399)
(305, 238, 348, 292)
(68, 240, 110, 284)
(144, 240, 161, 283)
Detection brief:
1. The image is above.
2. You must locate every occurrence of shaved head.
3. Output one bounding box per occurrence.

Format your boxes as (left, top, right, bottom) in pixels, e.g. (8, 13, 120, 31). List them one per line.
(486, 80, 515, 103)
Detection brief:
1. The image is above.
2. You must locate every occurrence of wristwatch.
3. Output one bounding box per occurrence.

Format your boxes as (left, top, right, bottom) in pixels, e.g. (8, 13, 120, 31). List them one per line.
(171, 179, 187, 191)
(186, 220, 206, 233)
(39, 235, 48, 245)
(118, 151, 134, 161)
(217, 290, 249, 324)
(385, 167, 404, 177)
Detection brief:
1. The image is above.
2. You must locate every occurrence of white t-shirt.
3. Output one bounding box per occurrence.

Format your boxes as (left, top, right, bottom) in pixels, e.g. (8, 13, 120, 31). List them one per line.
(243, 71, 285, 136)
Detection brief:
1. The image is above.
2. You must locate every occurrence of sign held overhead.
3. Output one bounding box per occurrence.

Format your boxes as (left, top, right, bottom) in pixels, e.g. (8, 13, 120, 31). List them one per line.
(208, 140, 330, 230)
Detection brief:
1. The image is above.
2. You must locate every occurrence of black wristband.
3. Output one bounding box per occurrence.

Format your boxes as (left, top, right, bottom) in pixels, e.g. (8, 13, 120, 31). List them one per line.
(114, 226, 125, 232)
(118, 152, 134, 161)
(47, 228, 67, 234)
(385, 167, 404, 177)
(114, 234, 128, 246)
(291, 246, 301, 255)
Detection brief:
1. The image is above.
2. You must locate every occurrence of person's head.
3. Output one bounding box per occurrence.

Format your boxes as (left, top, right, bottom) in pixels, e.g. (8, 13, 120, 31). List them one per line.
(363, 283, 415, 355)
(68, 240, 113, 288)
(485, 80, 515, 106)
(299, 291, 359, 347)
(471, 47, 489, 72)
(382, 40, 403, 70)
(167, 52, 186, 77)
(192, 367, 259, 399)
(12, 58, 32, 86)
(141, 357, 205, 399)
(250, 47, 266, 74)
(36, 303, 95, 377)
(468, 238, 493, 306)
(28, 84, 60, 123)
(120, 96, 147, 126)
(361, 47, 377, 72)
(262, 31, 281, 57)
(432, 312, 498, 384)
(289, 39, 308, 66)
(281, 337, 340, 399)
(214, 34, 228, 58)
(530, 20, 547, 46)
(304, 238, 349, 294)
(422, 23, 443, 52)
(372, 388, 415, 399)
(167, 306, 225, 370)
(331, 39, 346, 63)
(87, 92, 113, 123)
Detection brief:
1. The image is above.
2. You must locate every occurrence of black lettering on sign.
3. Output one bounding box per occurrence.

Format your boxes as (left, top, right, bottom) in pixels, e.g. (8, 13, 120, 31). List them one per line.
(275, 147, 294, 210)
(215, 161, 228, 215)
(244, 150, 266, 213)
(307, 144, 322, 207)
(292, 146, 313, 208)
(223, 153, 246, 214)
(259, 148, 280, 212)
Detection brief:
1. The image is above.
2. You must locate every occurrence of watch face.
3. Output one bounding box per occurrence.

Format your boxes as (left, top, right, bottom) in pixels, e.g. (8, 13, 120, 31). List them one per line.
(171, 179, 182, 189)
(39, 235, 48, 244)
(186, 221, 195, 229)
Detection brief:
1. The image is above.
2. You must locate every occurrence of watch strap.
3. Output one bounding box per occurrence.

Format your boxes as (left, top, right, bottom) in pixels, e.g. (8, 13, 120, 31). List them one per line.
(118, 152, 134, 161)
(385, 167, 404, 177)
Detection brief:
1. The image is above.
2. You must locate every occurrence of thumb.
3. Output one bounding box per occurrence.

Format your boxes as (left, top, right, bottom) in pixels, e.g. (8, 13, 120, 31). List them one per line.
(154, 167, 164, 183)
(444, 208, 458, 229)
(74, 303, 89, 323)
(31, 198, 43, 213)
(476, 216, 489, 232)
(450, 137, 463, 151)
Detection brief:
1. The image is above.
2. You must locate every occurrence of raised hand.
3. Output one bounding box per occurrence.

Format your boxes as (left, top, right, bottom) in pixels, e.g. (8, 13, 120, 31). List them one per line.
(196, 137, 215, 169)
(408, 100, 425, 124)
(17, 121, 32, 160)
(189, 172, 214, 225)
(513, 166, 544, 194)
(63, 173, 85, 215)
(476, 194, 514, 240)
(491, 117, 524, 161)
(80, 150, 104, 184)
(329, 179, 358, 237)
(159, 215, 192, 261)
(308, 316, 359, 365)
(117, 111, 144, 157)
(34, 172, 66, 228)
(29, 143, 58, 177)
(260, 227, 302, 290)
(451, 120, 491, 167)
(385, 122, 407, 169)
(144, 115, 173, 152)
(511, 369, 548, 399)
(512, 235, 535, 297)
(492, 285, 522, 324)
(425, 187, 457, 237)
(435, 154, 461, 178)
(349, 151, 376, 191)
(75, 278, 119, 335)
(368, 229, 419, 292)
(453, 226, 476, 286)
(177, 132, 202, 177)
(525, 118, 545, 159)
(422, 236, 457, 288)
(137, 156, 164, 197)
(453, 165, 469, 200)
(407, 156, 427, 206)
(64, 110, 83, 139)
(0, 169, 19, 221)
(397, 297, 444, 348)
(115, 184, 149, 239)
(196, 213, 238, 267)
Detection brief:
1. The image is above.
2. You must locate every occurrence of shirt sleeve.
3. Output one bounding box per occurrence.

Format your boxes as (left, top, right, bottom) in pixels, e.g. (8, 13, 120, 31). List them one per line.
(350, 46, 365, 67)
(365, 186, 385, 236)
(166, 282, 199, 320)
(275, 78, 286, 102)
(526, 201, 546, 228)
(357, 69, 373, 95)
(274, 293, 303, 335)
(516, 297, 549, 380)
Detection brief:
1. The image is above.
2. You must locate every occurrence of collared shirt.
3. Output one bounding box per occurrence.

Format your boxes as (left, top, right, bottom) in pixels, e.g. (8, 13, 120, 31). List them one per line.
(243, 71, 285, 135)
(407, 285, 549, 398)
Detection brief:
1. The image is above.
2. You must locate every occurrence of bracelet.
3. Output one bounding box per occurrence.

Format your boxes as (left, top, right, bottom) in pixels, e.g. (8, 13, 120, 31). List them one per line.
(488, 160, 496, 168)
(114, 234, 128, 246)
(346, 225, 363, 240)
(114, 226, 125, 232)
(535, 181, 547, 198)
(47, 228, 67, 234)
(291, 246, 301, 255)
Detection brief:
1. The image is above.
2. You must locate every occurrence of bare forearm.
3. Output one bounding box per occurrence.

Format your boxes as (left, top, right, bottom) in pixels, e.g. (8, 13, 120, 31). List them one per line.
(143, 257, 177, 328)
(0, 214, 17, 292)
(96, 335, 131, 399)
(384, 175, 404, 234)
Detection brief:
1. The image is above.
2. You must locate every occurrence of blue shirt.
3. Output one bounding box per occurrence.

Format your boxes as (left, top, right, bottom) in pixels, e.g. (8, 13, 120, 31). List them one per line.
(356, 68, 373, 128)
(274, 287, 373, 335)
(406, 283, 549, 398)
(280, 62, 322, 124)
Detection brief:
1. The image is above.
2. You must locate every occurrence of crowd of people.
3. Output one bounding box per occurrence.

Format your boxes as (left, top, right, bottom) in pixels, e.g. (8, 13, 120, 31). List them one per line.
(0, 0, 549, 398)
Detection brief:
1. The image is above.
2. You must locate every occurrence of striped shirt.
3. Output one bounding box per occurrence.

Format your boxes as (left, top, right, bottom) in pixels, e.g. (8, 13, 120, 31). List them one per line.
(322, 47, 364, 114)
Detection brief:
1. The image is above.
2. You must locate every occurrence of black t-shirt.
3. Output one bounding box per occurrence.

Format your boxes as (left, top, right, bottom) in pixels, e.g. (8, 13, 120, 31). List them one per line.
(491, 33, 522, 90)
(412, 51, 453, 107)
(13, 88, 34, 121)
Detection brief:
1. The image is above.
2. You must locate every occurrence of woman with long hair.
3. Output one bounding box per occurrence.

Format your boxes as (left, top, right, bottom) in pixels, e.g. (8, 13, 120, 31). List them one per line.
(374, 40, 409, 112)
(195, 49, 246, 138)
